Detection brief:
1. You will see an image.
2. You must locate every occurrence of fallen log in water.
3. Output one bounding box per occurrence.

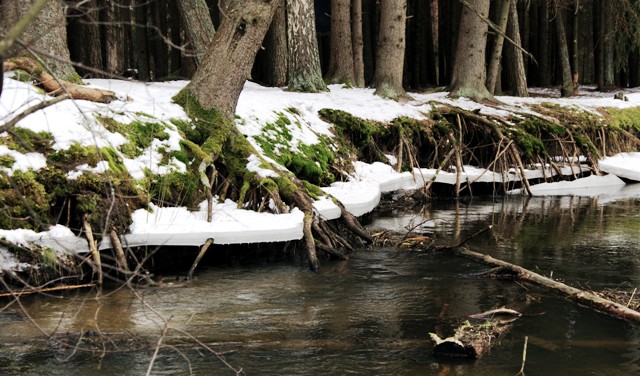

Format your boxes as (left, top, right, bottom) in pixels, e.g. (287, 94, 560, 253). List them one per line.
(430, 307, 525, 359)
(434, 225, 640, 323)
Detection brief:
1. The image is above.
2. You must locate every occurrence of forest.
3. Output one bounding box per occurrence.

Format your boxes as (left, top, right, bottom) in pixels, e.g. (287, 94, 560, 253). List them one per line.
(2, 0, 640, 97)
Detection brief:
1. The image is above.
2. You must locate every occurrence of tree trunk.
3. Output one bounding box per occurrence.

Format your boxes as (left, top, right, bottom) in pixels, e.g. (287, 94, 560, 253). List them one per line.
(506, 0, 528, 97)
(184, 0, 282, 118)
(351, 0, 365, 88)
(554, 6, 575, 97)
(603, 1, 614, 88)
(538, 0, 552, 86)
(486, 0, 511, 95)
(372, 0, 407, 99)
(594, 0, 604, 90)
(449, 0, 493, 101)
(325, 0, 355, 85)
(176, 0, 216, 67)
(2, 0, 80, 82)
(104, 0, 126, 75)
(430, 0, 439, 85)
(286, 0, 326, 92)
(264, 0, 287, 86)
(132, 0, 150, 80)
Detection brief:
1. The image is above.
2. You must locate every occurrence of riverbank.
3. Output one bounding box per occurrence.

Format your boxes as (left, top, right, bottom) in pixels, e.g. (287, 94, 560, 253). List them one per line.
(2, 73, 640, 286)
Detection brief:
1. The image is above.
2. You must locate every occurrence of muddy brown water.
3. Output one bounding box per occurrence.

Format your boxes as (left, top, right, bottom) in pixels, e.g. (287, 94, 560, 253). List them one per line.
(2, 188, 640, 375)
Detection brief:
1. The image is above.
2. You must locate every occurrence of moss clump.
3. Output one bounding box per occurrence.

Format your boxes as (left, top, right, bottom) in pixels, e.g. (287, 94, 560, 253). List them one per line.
(3, 128, 54, 154)
(511, 129, 546, 159)
(520, 117, 566, 137)
(0, 155, 15, 168)
(49, 142, 101, 168)
(0, 170, 50, 231)
(148, 170, 201, 208)
(603, 107, 640, 132)
(98, 116, 170, 159)
(319, 109, 382, 152)
(254, 112, 336, 185)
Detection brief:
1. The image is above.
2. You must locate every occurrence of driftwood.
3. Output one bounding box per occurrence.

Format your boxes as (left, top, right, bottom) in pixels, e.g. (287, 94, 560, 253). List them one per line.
(3, 57, 117, 103)
(0, 283, 95, 298)
(430, 305, 526, 359)
(435, 225, 640, 323)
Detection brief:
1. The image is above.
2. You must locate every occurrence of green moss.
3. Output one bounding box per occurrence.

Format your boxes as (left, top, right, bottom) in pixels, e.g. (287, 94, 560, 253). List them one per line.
(6, 128, 54, 154)
(97, 116, 170, 158)
(0, 170, 50, 231)
(254, 112, 336, 185)
(511, 129, 546, 159)
(301, 180, 323, 200)
(148, 170, 201, 208)
(40, 247, 59, 268)
(11, 69, 32, 83)
(603, 107, 640, 131)
(49, 143, 101, 168)
(520, 117, 566, 137)
(0, 155, 15, 168)
(319, 109, 381, 151)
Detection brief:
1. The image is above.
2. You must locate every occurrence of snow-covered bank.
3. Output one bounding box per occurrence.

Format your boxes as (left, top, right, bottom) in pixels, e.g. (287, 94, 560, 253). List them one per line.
(2, 74, 640, 273)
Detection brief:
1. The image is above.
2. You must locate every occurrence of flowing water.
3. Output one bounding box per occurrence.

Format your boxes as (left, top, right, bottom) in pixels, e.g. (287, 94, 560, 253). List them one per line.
(2, 187, 640, 375)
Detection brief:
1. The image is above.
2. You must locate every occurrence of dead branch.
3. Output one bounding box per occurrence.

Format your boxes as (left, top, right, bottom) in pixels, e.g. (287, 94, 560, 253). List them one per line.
(0, 283, 95, 298)
(3, 57, 117, 103)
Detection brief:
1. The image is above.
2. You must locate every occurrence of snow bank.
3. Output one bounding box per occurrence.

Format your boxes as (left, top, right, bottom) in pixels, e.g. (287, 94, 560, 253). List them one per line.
(599, 152, 640, 182)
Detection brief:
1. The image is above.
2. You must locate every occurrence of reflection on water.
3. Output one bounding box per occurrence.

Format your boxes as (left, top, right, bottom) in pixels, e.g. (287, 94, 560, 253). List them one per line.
(2, 188, 640, 375)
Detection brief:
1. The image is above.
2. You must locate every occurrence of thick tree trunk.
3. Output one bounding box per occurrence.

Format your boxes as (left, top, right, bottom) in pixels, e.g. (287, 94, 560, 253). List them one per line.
(506, 0, 528, 97)
(372, 0, 407, 99)
(325, 0, 355, 85)
(184, 0, 282, 118)
(264, 1, 287, 86)
(286, 0, 326, 92)
(176, 0, 216, 67)
(486, 0, 511, 95)
(555, 6, 575, 97)
(594, 0, 604, 90)
(104, 0, 126, 75)
(132, 0, 150, 80)
(449, 0, 493, 101)
(538, 0, 552, 86)
(351, 0, 365, 88)
(2, 0, 79, 82)
(603, 2, 615, 88)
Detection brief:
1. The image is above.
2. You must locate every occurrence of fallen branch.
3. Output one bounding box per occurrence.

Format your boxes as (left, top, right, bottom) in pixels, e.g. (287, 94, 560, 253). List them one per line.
(0, 283, 95, 297)
(436, 226, 640, 322)
(3, 57, 117, 103)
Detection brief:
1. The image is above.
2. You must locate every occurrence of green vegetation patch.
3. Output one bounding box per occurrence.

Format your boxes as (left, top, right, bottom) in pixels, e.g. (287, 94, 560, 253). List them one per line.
(0, 155, 15, 168)
(602, 107, 640, 132)
(0, 169, 50, 231)
(98, 116, 170, 159)
(1, 128, 54, 154)
(254, 112, 336, 185)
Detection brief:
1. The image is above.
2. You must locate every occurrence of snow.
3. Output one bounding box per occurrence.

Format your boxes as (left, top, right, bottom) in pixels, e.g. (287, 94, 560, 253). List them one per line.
(2, 73, 640, 271)
(599, 153, 640, 182)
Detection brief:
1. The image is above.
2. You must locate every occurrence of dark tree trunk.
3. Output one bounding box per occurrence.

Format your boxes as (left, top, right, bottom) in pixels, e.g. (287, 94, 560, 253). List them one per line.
(325, 0, 355, 85)
(486, 0, 510, 95)
(361, 0, 376, 84)
(263, 0, 287, 86)
(430, 0, 439, 85)
(449, 0, 493, 101)
(286, 0, 326, 92)
(132, 0, 150, 80)
(103, 0, 126, 75)
(3, 0, 79, 81)
(630, 50, 640, 88)
(603, 1, 615, 88)
(555, 6, 575, 97)
(176, 0, 216, 67)
(184, 0, 283, 118)
(538, 0, 552, 86)
(352, 0, 365, 88)
(594, 0, 604, 90)
(372, 0, 407, 99)
(506, 0, 527, 97)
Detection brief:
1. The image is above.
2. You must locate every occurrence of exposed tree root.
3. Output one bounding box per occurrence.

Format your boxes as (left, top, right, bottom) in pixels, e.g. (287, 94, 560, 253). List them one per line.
(3, 57, 117, 103)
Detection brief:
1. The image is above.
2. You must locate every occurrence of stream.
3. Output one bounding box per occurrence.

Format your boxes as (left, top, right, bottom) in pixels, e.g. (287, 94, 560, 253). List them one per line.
(2, 187, 640, 375)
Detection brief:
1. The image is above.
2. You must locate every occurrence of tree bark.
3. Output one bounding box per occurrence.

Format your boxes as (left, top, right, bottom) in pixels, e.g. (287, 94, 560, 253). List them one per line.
(176, 0, 216, 67)
(184, 0, 283, 118)
(2, 0, 80, 82)
(286, 0, 326, 92)
(430, 0, 439, 85)
(351, 0, 365, 88)
(104, 0, 126, 75)
(486, 0, 511, 95)
(554, 5, 575, 97)
(263, 0, 287, 86)
(603, 1, 615, 88)
(132, 0, 150, 80)
(506, 0, 528, 97)
(325, 0, 355, 85)
(372, 0, 407, 99)
(538, 0, 552, 86)
(449, 0, 493, 101)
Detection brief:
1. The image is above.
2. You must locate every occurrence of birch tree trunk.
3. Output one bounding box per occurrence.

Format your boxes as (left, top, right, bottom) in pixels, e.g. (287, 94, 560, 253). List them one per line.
(286, 0, 326, 92)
